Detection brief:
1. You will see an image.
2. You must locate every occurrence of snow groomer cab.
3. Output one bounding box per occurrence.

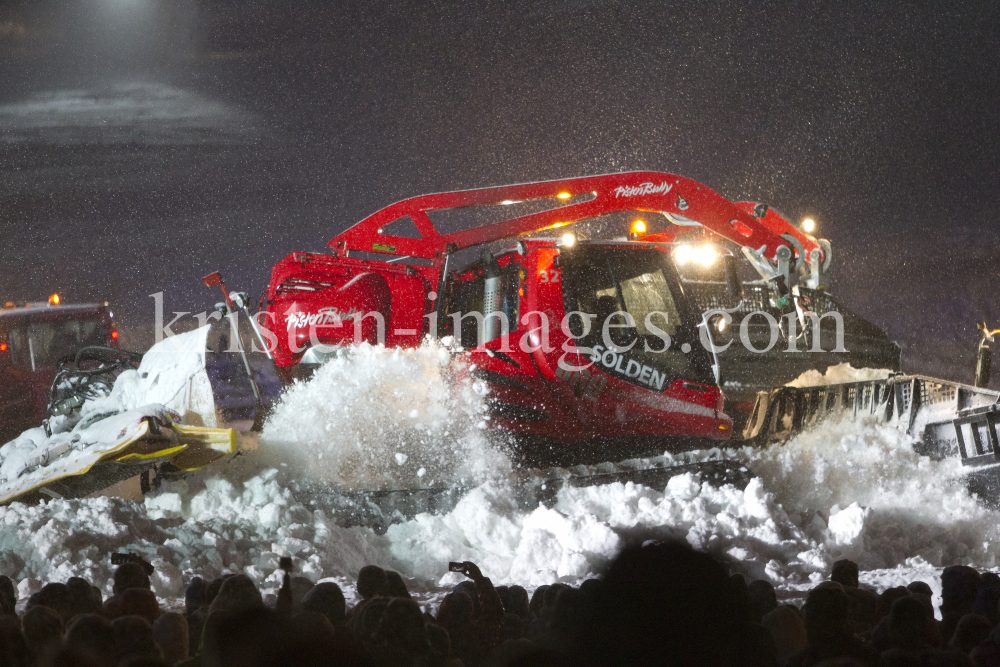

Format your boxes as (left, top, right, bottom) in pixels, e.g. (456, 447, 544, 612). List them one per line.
(0, 297, 119, 441)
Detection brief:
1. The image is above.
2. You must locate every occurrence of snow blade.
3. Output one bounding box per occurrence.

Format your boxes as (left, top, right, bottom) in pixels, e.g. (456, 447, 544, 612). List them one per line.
(0, 412, 237, 505)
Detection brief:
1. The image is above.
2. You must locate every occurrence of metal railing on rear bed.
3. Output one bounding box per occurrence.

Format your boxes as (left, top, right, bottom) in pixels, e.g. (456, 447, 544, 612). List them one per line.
(742, 375, 1000, 469)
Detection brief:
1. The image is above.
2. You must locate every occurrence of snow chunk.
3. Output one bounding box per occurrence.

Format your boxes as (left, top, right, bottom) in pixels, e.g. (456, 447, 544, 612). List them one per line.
(786, 363, 892, 388)
(828, 503, 870, 546)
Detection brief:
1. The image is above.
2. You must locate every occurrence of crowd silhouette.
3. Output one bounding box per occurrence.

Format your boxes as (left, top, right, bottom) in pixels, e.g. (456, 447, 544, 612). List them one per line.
(1, 541, 998, 666)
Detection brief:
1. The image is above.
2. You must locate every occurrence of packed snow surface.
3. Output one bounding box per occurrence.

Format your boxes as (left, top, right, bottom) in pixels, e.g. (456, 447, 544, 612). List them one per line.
(2, 343, 997, 616)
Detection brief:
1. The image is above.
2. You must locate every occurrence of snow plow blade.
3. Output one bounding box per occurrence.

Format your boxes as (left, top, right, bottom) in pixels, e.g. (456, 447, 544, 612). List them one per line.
(0, 415, 236, 505)
(742, 374, 1000, 497)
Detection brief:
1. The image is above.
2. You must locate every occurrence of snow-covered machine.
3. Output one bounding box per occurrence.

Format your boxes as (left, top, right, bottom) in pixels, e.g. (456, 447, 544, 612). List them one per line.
(257, 171, 897, 464)
(0, 327, 238, 504)
(0, 298, 120, 442)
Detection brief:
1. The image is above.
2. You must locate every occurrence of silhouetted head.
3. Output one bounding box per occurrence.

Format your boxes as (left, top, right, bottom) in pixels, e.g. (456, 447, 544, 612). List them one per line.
(29, 583, 73, 623)
(761, 605, 807, 666)
(501, 611, 523, 643)
(152, 612, 189, 665)
(508, 585, 530, 618)
(301, 582, 347, 628)
(453, 580, 481, 616)
(941, 565, 980, 616)
(66, 577, 101, 617)
(906, 581, 933, 597)
(437, 591, 474, 631)
(804, 585, 850, 643)
(357, 566, 388, 600)
(0, 615, 30, 666)
(949, 613, 992, 654)
(831, 559, 859, 588)
(66, 613, 115, 667)
(201, 607, 287, 667)
(876, 586, 910, 621)
(575, 541, 745, 667)
(356, 596, 390, 647)
(384, 571, 410, 599)
(113, 563, 151, 596)
(0, 575, 16, 611)
(119, 588, 160, 624)
(205, 575, 232, 609)
(888, 596, 933, 650)
(379, 598, 429, 657)
(728, 574, 752, 623)
(529, 585, 549, 617)
(113, 615, 159, 664)
(748, 580, 778, 622)
(208, 574, 263, 615)
(279, 611, 346, 667)
(550, 587, 586, 638)
(543, 583, 569, 610)
(974, 584, 1000, 624)
(185, 577, 207, 614)
(23, 605, 65, 659)
(426, 622, 451, 662)
(579, 579, 601, 597)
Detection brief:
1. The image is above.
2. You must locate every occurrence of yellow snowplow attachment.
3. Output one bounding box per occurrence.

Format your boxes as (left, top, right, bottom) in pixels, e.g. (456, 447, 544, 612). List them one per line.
(106, 424, 236, 472)
(163, 424, 237, 472)
(0, 418, 238, 505)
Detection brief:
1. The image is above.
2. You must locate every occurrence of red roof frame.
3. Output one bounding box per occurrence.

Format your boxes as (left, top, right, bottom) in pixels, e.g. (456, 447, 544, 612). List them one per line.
(327, 171, 823, 266)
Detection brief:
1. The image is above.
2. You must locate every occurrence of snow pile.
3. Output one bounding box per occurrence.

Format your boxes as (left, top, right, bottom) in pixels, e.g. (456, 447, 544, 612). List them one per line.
(260, 341, 511, 490)
(748, 419, 1000, 569)
(3, 339, 999, 615)
(786, 362, 893, 388)
(735, 414, 1000, 611)
(1, 413, 998, 614)
(386, 474, 798, 587)
(0, 471, 388, 605)
(745, 415, 999, 573)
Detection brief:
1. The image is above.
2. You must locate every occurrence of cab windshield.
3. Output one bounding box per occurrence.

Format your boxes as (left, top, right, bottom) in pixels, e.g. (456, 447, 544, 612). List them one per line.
(5, 314, 108, 371)
(561, 245, 714, 388)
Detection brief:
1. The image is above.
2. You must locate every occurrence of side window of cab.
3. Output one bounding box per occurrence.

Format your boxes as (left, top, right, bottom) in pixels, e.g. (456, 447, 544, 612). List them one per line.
(6, 325, 30, 371)
(446, 259, 521, 348)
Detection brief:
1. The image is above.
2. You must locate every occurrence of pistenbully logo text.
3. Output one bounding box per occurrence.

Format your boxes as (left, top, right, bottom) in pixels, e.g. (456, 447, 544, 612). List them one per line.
(613, 181, 673, 198)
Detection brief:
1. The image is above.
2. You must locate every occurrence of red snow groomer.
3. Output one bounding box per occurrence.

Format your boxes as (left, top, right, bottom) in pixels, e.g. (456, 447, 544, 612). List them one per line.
(260, 172, 838, 464)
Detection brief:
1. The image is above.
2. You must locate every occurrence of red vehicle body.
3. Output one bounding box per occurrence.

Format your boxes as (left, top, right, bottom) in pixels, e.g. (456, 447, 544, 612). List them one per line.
(259, 172, 829, 462)
(0, 302, 119, 441)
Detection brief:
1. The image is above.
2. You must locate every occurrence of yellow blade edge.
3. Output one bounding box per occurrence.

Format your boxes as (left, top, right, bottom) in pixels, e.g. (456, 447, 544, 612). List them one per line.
(114, 444, 189, 464)
(169, 425, 238, 472)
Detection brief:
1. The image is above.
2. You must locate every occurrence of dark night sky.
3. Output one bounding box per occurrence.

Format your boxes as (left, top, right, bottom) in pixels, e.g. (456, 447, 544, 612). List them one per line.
(0, 0, 998, 381)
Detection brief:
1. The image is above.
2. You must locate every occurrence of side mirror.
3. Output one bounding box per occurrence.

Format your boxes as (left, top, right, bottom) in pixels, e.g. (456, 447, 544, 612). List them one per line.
(724, 255, 743, 301)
